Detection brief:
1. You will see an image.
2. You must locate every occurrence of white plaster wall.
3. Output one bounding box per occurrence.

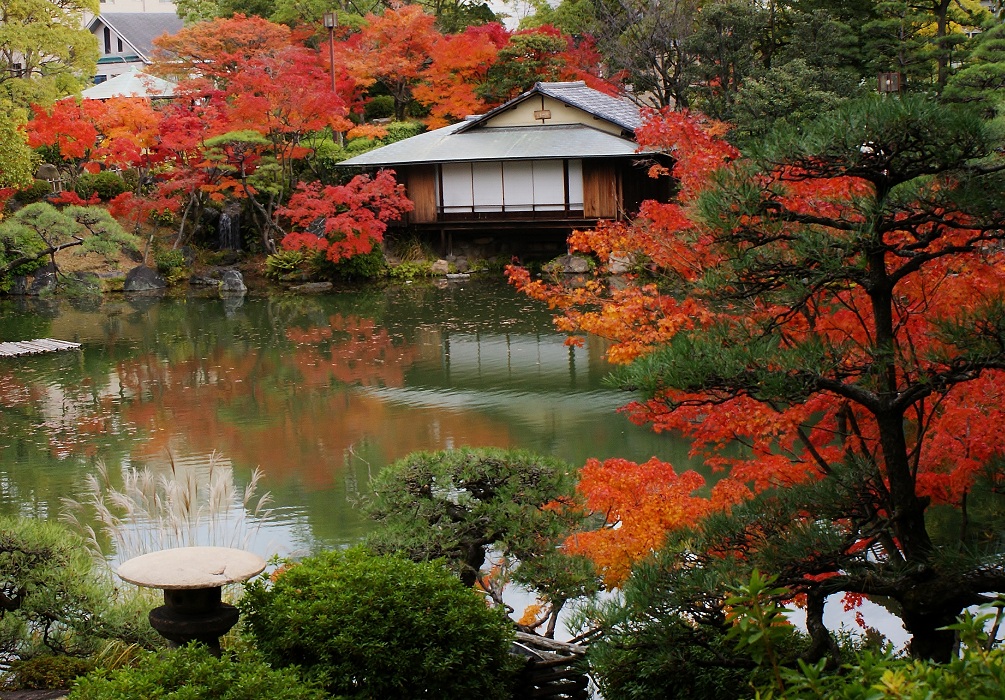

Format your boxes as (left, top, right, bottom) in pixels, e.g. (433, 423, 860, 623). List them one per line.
(483, 95, 624, 136)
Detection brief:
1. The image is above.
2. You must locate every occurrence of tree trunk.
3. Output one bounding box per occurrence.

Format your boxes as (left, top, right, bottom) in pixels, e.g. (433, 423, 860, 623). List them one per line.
(460, 542, 486, 588)
(935, 0, 952, 92)
(902, 601, 958, 662)
(803, 588, 839, 663)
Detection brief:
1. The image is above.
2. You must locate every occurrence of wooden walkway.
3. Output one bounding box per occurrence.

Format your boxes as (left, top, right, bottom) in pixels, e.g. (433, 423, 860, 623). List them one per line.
(0, 338, 81, 358)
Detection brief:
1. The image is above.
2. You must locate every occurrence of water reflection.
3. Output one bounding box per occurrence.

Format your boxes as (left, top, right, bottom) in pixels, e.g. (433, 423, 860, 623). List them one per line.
(0, 281, 701, 558)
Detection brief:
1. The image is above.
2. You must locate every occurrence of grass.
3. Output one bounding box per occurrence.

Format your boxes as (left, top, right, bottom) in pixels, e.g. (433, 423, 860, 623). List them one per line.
(61, 451, 273, 563)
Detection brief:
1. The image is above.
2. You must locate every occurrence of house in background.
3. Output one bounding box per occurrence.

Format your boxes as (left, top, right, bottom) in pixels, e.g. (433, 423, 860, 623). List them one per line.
(340, 81, 671, 253)
(95, 0, 177, 13)
(80, 64, 176, 99)
(86, 12, 183, 84)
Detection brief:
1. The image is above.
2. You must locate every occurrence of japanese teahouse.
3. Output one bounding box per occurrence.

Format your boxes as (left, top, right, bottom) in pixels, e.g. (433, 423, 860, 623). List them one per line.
(340, 81, 670, 251)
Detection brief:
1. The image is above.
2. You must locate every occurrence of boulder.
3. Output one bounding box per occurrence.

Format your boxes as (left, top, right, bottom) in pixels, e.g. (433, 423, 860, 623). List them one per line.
(70, 271, 102, 294)
(608, 253, 635, 275)
(219, 269, 247, 294)
(123, 265, 167, 292)
(34, 163, 60, 181)
(97, 270, 127, 292)
(431, 259, 450, 275)
(27, 268, 57, 296)
(554, 254, 590, 274)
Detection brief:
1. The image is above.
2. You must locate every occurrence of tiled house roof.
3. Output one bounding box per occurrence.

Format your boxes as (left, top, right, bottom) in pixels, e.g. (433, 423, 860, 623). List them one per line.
(456, 81, 642, 136)
(92, 13, 184, 60)
(535, 82, 643, 132)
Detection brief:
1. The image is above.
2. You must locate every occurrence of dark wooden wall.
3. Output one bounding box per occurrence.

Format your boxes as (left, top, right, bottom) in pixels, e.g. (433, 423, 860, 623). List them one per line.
(583, 160, 620, 219)
(404, 165, 437, 223)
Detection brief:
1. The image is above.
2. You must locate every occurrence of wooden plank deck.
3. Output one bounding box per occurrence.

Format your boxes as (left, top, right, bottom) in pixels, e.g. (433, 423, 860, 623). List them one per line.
(0, 338, 81, 358)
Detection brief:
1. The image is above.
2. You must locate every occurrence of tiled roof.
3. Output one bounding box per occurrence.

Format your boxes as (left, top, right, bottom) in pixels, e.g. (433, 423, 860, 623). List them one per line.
(456, 81, 642, 135)
(94, 13, 184, 60)
(340, 123, 640, 167)
(535, 82, 643, 132)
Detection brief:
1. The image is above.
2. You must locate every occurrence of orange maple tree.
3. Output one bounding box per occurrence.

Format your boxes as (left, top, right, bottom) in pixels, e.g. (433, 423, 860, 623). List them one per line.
(413, 23, 508, 128)
(337, 5, 442, 121)
(150, 14, 293, 86)
(510, 96, 1005, 661)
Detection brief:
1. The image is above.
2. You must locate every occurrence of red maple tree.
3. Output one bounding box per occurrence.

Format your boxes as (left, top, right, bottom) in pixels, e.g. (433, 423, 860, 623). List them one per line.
(278, 169, 413, 263)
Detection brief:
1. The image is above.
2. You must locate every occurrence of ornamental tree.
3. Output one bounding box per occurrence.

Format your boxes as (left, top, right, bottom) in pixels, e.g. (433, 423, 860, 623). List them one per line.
(26, 97, 164, 188)
(478, 26, 613, 104)
(0, 0, 98, 110)
(150, 14, 293, 86)
(0, 112, 35, 190)
(361, 447, 598, 637)
(25, 99, 101, 184)
(144, 16, 354, 248)
(511, 96, 1005, 662)
(277, 169, 412, 263)
(943, 21, 1005, 116)
(0, 203, 139, 291)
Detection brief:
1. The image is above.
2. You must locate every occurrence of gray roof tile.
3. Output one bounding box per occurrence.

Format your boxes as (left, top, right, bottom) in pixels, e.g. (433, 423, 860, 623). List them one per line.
(535, 81, 643, 132)
(94, 13, 184, 60)
(457, 81, 642, 135)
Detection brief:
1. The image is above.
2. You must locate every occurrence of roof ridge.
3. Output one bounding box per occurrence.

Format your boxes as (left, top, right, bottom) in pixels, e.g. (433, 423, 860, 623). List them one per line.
(534, 80, 587, 88)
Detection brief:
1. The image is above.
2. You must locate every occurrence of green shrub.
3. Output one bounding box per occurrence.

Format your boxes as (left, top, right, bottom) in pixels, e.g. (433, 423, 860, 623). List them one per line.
(241, 547, 519, 699)
(5, 655, 96, 690)
(770, 611, 1005, 699)
(153, 248, 187, 285)
(384, 121, 425, 143)
(149, 207, 175, 226)
(318, 248, 386, 281)
(363, 95, 395, 121)
(264, 248, 307, 280)
(0, 224, 49, 292)
(343, 137, 378, 155)
(310, 139, 347, 177)
(13, 179, 53, 205)
(773, 645, 1005, 699)
(75, 172, 129, 201)
(388, 259, 435, 279)
(68, 644, 327, 700)
(119, 169, 140, 192)
(589, 620, 762, 700)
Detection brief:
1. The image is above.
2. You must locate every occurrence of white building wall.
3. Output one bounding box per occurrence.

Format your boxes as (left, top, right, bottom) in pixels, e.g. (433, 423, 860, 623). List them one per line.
(98, 0, 178, 13)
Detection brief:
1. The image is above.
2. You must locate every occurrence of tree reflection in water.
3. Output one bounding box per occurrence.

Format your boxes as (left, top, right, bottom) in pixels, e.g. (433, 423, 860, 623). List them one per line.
(0, 283, 699, 558)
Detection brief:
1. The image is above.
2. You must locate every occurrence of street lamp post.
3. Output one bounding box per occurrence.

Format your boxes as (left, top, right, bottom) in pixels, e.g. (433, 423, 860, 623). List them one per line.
(323, 11, 337, 94)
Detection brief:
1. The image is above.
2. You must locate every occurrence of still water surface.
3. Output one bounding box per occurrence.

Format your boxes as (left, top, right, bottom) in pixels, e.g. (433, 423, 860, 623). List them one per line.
(0, 280, 704, 562)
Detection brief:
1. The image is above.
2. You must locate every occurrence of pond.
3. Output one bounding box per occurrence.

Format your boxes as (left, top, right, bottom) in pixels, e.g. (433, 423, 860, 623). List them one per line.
(0, 279, 705, 563)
